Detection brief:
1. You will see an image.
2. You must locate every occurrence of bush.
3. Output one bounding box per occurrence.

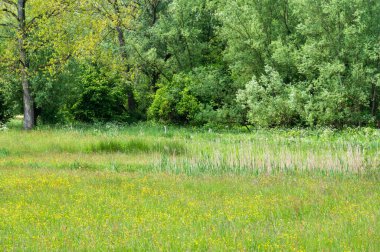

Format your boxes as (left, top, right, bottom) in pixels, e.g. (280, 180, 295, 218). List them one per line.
(72, 84, 129, 123)
(31, 60, 86, 124)
(69, 63, 136, 123)
(149, 66, 241, 126)
(237, 66, 301, 127)
(148, 74, 201, 124)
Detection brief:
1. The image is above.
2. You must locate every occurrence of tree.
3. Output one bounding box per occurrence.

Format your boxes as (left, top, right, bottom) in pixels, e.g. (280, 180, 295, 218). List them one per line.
(292, 0, 380, 126)
(0, 0, 379, 128)
(222, 0, 380, 127)
(0, 0, 74, 129)
(78, 0, 158, 115)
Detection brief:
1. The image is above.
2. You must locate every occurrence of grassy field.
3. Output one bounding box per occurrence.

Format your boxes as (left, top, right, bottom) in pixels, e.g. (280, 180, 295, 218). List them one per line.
(1, 119, 380, 250)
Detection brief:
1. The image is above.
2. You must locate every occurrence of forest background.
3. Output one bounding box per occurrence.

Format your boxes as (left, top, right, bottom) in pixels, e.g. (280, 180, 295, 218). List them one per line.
(0, 0, 379, 130)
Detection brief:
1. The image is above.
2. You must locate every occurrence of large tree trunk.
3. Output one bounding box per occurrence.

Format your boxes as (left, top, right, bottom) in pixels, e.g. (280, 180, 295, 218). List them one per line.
(21, 67, 34, 130)
(18, 0, 34, 130)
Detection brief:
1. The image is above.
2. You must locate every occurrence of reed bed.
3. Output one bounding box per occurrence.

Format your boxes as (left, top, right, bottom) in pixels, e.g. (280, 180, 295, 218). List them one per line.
(153, 139, 377, 175)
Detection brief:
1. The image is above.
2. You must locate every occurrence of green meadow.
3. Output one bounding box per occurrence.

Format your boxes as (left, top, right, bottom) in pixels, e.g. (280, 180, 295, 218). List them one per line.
(1, 120, 380, 251)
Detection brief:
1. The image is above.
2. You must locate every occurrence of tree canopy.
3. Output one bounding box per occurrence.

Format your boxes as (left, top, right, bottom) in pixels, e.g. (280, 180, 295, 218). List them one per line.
(0, 0, 379, 128)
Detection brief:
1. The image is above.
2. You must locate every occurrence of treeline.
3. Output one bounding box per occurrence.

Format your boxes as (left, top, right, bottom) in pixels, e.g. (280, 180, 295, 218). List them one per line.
(0, 0, 379, 129)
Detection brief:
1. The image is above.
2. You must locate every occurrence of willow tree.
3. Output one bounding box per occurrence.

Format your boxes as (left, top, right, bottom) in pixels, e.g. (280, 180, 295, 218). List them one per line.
(0, 0, 74, 129)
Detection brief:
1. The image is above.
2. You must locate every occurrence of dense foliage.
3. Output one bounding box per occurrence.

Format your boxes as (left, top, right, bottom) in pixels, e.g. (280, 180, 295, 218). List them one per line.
(0, 0, 379, 128)
(0, 88, 11, 124)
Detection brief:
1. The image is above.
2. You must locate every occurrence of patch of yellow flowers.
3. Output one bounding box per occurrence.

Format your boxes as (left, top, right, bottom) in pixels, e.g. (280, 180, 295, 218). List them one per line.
(1, 168, 379, 251)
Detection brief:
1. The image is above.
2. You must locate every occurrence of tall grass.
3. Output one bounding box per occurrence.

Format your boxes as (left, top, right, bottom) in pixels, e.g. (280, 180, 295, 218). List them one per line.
(89, 139, 186, 155)
(0, 119, 379, 176)
(154, 141, 373, 175)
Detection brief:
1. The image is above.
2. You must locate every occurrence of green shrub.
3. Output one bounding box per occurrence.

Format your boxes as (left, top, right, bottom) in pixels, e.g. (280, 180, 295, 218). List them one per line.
(72, 84, 129, 123)
(237, 66, 301, 127)
(148, 67, 240, 126)
(148, 74, 200, 124)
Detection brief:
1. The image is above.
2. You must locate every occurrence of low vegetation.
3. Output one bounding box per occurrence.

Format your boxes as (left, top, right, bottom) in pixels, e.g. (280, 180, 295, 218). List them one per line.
(1, 120, 379, 175)
(1, 169, 380, 251)
(1, 120, 379, 250)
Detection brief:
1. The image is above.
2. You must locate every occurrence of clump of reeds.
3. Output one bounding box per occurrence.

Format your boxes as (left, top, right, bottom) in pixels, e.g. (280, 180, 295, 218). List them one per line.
(153, 139, 373, 175)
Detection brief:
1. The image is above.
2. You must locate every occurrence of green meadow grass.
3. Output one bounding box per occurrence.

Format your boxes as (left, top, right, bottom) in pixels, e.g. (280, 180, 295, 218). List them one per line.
(1, 168, 380, 251)
(1, 119, 380, 250)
